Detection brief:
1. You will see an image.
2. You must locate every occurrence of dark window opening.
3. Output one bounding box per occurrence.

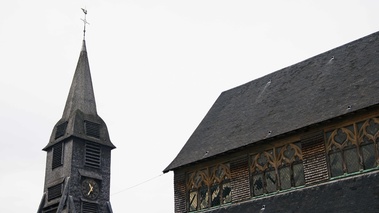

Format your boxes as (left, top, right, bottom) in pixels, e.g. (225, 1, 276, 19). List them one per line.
(52, 143, 64, 169)
(43, 203, 59, 213)
(85, 142, 101, 169)
(85, 121, 100, 139)
(82, 201, 99, 213)
(55, 122, 68, 139)
(48, 182, 63, 201)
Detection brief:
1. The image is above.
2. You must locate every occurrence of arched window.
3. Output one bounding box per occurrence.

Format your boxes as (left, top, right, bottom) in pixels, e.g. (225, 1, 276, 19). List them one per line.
(186, 163, 231, 211)
(325, 117, 379, 178)
(325, 125, 359, 177)
(250, 142, 304, 197)
(357, 118, 379, 170)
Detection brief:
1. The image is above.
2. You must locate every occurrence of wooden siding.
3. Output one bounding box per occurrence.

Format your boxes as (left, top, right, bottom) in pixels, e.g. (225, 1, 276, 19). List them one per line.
(301, 131, 329, 185)
(230, 156, 250, 203)
(174, 170, 186, 213)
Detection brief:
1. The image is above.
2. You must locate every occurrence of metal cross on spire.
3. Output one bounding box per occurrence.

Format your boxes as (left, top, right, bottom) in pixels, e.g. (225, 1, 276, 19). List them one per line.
(81, 8, 89, 40)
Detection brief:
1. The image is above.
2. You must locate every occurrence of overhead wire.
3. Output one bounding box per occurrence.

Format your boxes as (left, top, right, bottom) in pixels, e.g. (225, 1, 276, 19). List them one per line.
(111, 173, 165, 196)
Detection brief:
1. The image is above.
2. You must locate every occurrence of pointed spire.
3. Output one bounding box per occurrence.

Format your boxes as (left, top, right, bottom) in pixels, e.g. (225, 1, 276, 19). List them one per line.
(62, 40, 97, 119)
(44, 40, 115, 150)
(44, 11, 115, 150)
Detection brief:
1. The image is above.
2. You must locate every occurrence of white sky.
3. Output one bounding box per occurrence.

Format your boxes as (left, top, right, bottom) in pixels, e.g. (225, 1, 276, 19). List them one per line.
(0, 0, 378, 212)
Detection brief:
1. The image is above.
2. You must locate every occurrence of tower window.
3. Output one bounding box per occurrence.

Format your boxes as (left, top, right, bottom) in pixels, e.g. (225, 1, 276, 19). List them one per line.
(42, 204, 59, 213)
(85, 121, 100, 138)
(85, 142, 101, 169)
(47, 182, 63, 201)
(82, 201, 99, 213)
(55, 122, 68, 139)
(52, 143, 64, 169)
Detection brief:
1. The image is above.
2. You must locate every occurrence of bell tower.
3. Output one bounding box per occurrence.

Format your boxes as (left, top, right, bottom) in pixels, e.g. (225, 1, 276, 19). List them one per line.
(37, 13, 116, 212)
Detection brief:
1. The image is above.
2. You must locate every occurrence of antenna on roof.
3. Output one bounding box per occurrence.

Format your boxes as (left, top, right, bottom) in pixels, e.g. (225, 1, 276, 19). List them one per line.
(81, 8, 90, 40)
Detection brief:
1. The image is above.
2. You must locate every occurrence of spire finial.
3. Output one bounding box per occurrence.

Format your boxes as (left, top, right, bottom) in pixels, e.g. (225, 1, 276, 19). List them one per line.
(81, 8, 89, 40)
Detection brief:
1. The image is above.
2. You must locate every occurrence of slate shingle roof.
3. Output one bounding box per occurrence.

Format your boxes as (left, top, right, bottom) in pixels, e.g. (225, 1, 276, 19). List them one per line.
(44, 40, 115, 150)
(164, 31, 379, 173)
(62, 40, 97, 120)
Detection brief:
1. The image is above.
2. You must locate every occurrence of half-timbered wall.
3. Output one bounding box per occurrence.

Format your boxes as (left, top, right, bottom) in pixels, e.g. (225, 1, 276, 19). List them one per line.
(173, 110, 379, 212)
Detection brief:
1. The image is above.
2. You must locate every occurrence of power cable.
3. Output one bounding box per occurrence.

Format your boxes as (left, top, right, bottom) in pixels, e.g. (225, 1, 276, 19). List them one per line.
(111, 173, 164, 196)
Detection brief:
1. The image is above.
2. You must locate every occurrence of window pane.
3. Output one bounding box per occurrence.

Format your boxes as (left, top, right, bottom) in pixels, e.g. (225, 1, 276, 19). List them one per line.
(265, 170, 277, 193)
(293, 163, 305, 187)
(252, 174, 264, 196)
(279, 167, 291, 190)
(362, 143, 376, 169)
(283, 145, 295, 159)
(199, 185, 209, 209)
(257, 153, 269, 167)
(344, 148, 360, 173)
(215, 165, 226, 179)
(334, 129, 348, 145)
(366, 119, 379, 136)
(210, 184, 220, 207)
(329, 152, 344, 177)
(189, 191, 197, 211)
(222, 182, 232, 204)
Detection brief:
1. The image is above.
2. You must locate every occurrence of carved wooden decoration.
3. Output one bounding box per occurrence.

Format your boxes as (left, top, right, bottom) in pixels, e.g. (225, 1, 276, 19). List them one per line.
(186, 164, 231, 211)
(325, 116, 379, 177)
(250, 142, 304, 197)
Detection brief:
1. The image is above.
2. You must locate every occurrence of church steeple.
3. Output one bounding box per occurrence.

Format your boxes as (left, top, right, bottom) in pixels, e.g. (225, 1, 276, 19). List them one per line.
(38, 10, 115, 213)
(43, 40, 115, 150)
(43, 9, 114, 151)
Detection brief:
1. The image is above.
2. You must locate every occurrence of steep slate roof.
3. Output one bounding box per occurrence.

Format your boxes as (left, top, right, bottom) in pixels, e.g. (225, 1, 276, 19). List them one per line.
(43, 40, 115, 150)
(164, 31, 379, 173)
(62, 40, 97, 120)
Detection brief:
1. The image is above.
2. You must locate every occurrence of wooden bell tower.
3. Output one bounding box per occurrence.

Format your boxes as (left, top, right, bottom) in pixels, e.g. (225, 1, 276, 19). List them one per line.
(37, 23, 116, 212)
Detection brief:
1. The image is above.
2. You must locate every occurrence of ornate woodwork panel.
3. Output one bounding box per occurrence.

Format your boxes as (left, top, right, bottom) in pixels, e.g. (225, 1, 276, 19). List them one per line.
(186, 163, 231, 212)
(325, 116, 379, 177)
(250, 142, 304, 197)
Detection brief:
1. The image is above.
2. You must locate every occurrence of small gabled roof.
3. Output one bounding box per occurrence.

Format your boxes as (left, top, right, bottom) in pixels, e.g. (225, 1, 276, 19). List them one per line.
(164, 31, 379, 173)
(44, 40, 115, 150)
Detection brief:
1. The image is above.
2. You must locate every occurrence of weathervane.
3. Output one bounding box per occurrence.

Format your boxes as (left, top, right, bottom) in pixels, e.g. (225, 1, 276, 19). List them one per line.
(81, 8, 89, 40)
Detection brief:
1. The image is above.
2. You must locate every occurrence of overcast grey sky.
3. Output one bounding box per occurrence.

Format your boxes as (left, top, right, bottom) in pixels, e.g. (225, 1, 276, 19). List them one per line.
(1, 0, 379, 212)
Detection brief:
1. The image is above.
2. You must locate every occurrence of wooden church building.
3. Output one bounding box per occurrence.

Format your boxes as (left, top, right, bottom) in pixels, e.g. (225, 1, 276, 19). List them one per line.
(37, 38, 116, 213)
(164, 31, 379, 212)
